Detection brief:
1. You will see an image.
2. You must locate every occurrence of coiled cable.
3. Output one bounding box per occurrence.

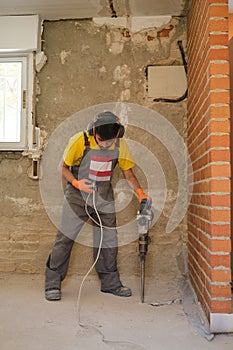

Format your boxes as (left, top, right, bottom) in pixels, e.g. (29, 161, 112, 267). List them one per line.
(76, 190, 146, 350)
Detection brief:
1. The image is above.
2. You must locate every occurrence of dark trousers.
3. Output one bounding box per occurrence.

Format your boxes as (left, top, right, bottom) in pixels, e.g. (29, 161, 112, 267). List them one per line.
(45, 188, 122, 291)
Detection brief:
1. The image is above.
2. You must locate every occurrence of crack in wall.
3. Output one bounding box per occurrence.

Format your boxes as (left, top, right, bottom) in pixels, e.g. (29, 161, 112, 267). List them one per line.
(125, 0, 131, 17)
(108, 0, 117, 18)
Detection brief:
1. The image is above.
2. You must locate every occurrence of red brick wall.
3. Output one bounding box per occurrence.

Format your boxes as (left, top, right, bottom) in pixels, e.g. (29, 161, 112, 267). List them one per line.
(187, 0, 231, 319)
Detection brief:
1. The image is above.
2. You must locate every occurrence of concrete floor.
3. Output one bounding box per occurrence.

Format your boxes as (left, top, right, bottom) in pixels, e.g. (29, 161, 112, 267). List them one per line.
(1, 273, 233, 350)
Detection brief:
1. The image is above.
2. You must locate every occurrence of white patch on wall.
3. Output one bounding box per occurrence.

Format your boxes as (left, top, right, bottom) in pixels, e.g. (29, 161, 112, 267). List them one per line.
(93, 16, 171, 33)
(131, 16, 171, 32)
(99, 66, 107, 73)
(36, 51, 47, 72)
(60, 50, 71, 64)
(113, 65, 131, 82)
(93, 17, 127, 29)
(147, 66, 187, 98)
(109, 42, 124, 55)
(5, 196, 42, 211)
(120, 89, 131, 101)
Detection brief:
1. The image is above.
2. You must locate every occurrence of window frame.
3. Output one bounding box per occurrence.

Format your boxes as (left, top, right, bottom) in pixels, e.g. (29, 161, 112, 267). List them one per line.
(0, 52, 34, 151)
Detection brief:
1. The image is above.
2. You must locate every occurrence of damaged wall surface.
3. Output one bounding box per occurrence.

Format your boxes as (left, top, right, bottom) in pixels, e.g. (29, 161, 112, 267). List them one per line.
(0, 17, 188, 284)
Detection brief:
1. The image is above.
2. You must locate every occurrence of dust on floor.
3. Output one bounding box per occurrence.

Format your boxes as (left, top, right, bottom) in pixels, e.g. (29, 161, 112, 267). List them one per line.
(0, 274, 233, 350)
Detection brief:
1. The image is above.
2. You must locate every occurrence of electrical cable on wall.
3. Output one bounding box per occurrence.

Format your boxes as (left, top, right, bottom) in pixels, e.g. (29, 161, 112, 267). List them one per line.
(108, 0, 117, 18)
(153, 40, 188, 103)
(75, 189, 146, 350)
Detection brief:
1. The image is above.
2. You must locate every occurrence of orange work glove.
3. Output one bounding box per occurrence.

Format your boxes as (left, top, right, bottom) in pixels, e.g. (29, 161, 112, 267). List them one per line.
(72, 178, 95, 193)
(136, 188, 152, 204)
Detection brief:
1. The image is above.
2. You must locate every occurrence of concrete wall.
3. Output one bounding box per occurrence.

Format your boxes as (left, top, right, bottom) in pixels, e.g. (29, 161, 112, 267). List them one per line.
(0, 17, 187, 284)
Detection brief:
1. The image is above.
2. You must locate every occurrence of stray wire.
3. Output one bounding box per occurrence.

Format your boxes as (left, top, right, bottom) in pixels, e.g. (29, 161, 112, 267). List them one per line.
(84, 194, 116, 230)
(76, 191, 103, 324)
(76, 191, 146, 350)
(153, 40, 188, 103)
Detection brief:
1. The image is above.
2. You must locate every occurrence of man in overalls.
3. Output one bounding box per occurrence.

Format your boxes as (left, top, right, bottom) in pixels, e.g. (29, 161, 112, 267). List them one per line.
(45, 111, 151, 301)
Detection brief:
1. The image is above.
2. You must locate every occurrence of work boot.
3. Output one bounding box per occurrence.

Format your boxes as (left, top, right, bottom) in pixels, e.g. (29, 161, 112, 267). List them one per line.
(45, 289, 61, 301)
(101, 286, 132, 297)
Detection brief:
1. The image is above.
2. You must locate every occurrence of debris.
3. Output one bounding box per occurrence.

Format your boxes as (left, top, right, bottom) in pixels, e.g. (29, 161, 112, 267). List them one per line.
(150, 298, 182, 306)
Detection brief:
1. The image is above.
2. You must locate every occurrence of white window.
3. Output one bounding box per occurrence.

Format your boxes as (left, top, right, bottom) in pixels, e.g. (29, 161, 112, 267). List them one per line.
(0, 15, 40, 152)
(0, 56, 27, 150)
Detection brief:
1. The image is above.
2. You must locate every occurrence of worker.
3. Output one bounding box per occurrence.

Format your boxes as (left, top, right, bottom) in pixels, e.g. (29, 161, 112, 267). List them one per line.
(45, 111, 151, 301)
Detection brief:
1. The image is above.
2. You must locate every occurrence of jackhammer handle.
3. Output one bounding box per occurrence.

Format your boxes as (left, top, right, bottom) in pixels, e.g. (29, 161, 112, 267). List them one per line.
(140, 198, 151, 213)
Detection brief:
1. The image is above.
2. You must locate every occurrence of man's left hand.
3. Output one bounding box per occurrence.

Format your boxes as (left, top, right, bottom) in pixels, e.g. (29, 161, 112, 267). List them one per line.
(136, 188, 152, 204)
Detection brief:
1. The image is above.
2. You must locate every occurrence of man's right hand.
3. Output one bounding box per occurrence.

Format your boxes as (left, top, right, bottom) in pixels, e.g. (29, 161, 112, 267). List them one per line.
(72, 178, 95, 193)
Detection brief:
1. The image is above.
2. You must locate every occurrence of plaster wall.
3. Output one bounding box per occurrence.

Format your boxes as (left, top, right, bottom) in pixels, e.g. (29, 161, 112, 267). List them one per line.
(0, 17, 187, 284)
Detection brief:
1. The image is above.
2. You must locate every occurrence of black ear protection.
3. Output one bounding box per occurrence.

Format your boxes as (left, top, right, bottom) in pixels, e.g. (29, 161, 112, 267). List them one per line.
(87, 111, 125, 138)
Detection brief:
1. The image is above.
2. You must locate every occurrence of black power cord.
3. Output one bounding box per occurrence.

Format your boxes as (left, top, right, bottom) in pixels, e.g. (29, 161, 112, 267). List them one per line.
(153, 40, 188, 103)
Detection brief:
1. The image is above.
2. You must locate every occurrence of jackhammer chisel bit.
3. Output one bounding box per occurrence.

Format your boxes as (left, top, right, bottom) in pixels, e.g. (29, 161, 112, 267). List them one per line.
(136, 199, 153, 303)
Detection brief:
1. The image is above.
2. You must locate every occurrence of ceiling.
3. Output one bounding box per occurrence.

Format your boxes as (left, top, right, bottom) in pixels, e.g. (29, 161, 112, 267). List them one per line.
(0, 0, 189, 20)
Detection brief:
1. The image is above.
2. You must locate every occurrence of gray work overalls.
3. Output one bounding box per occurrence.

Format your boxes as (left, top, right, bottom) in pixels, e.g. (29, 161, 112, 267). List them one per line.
(45, 132, 123, 292)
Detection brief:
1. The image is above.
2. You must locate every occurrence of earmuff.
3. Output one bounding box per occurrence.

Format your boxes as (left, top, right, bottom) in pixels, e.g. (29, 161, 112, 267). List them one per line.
(87, 111, 125, 138)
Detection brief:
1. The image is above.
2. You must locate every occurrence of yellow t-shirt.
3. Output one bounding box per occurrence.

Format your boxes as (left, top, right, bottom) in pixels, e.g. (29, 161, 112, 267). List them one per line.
(63, 131, 135, 171)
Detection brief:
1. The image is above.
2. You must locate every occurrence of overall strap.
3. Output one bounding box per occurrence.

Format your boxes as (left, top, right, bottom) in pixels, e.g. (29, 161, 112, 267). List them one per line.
(83, 131, 90, 150)
(115, 138, 120, 149)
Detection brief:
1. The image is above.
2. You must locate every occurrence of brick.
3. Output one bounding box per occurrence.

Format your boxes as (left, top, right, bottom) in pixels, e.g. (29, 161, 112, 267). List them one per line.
(208, 5, 228, 18)
(211, 300, 232, 314)
(209, 105, 230, 118)
(209, 120, 230, 133)
(188, 74, 208, 111)
(189, 205, 230, 224)
(188, 124, 208, 153)
(209, 193, 230, 207)
(211, 164, 231, 178)
(199, 256, 212, 278)
(209, 149, 230, 162)
(208, 135, 230, 148)
(209, 34, 229, 46)
(208, 0, 228, 4)
(192, 181, 209, 193)
(210, 210, 230, 222)
(208, 254, 231, 268)
(210, 224, 230, 236)
(209, 91, 230, 104)
(188, 116, 208, 143)
(210, 179, 230, 192)
(189, 252, 208, 287)
(211, 239, 231, 252)
(191, 193, 230, 207)
(209, 19, 228, 32)
(209, 62, 229, 76)
(191, 149, 230, 174)
(209, 77, 230, 90)
(208, 48, 229, 61)
(188, 217, 230, 239)
(211, 269, 231, 282)
(189, 96, 210, 127)
(188, 12, 209, 58)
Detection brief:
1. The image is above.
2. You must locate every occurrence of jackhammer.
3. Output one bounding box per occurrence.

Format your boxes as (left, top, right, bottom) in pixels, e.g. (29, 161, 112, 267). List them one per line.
(137, 199, 153, 303)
